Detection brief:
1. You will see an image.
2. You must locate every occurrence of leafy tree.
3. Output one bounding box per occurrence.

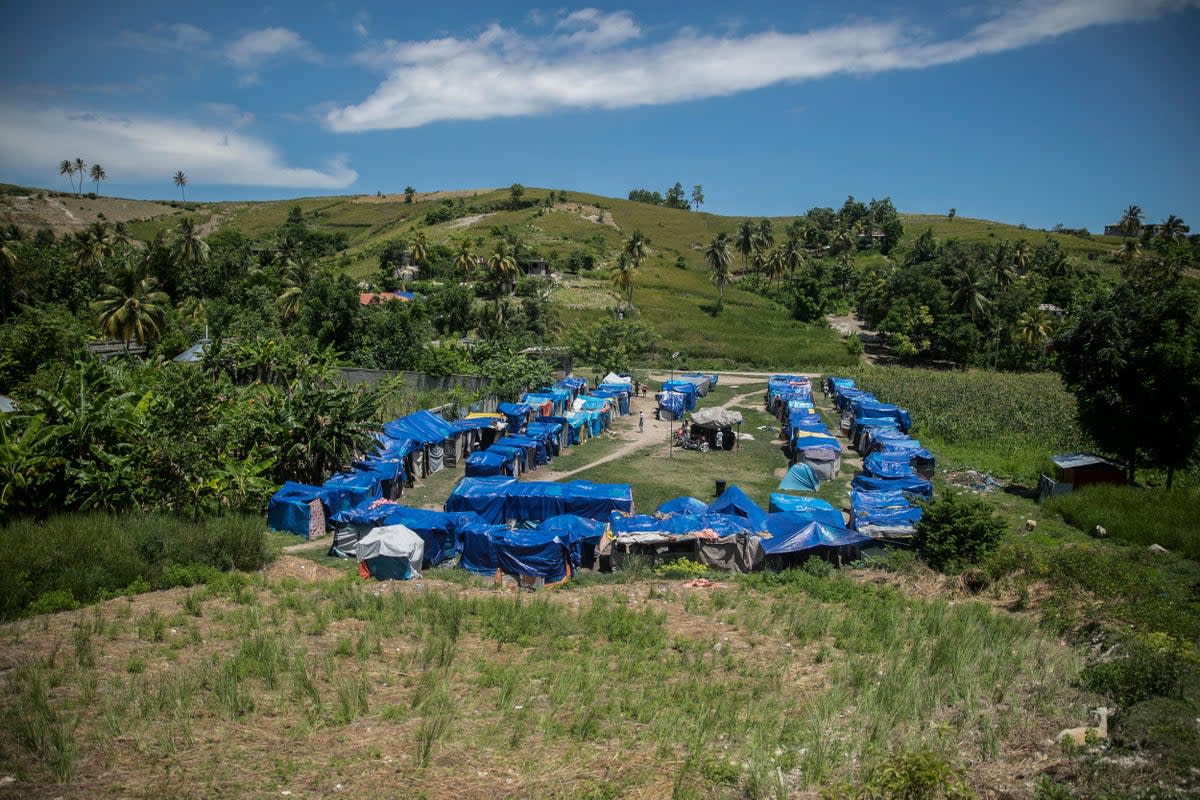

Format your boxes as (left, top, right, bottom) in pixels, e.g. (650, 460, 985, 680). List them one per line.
(173, 170, 188, 201)
(1056, 269, 1200, 486)
(89, 163, 106, 196)
(950, 265, 991, 319)
(564, 317, 659, 376)
(470, 342, 552, 402)
(351, 299, 433, 370)
(408, 231, 428, 270)
(913, 491, 1005, 573)
(404, 186, 415, 203)
(91, 263, 171, 345)
(423, 282, 475, 336)
(691, 184, 704, 210)
(172, 217, 209, 274)
(905, 228, 939, 267)
(664, 181, 688, 210)
(486, 241, 519, 292)
(508, 183, 525, 207)
(627, 188, 663, 205)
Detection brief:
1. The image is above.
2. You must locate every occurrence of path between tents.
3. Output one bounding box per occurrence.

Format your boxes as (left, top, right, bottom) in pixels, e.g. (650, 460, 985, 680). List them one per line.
(537, 385, 766, 482)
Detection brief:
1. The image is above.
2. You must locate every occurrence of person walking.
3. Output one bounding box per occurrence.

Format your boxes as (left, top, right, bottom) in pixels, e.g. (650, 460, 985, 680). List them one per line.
(638, 410, 645, 433)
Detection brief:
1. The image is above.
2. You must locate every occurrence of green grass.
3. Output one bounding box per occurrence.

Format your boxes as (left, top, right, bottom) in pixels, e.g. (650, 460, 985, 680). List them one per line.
(1045, 485, 1200, 561)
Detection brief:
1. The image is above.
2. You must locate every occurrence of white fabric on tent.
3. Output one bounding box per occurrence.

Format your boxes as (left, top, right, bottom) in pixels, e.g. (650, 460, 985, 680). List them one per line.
(690, 407, 744, 429)
(356, 524, 424, 577)
(602, 372, 632, 386)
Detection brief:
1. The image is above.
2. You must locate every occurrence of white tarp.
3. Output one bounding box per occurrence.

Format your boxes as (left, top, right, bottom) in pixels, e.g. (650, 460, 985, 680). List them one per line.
(690, 407, 744, 429)
(356, 524, 424, 577)
(602, 372, 632, 386)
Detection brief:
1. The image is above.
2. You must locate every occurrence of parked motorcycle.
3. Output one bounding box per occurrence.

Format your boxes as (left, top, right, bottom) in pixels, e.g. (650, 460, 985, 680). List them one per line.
(674, 432, 710, 452)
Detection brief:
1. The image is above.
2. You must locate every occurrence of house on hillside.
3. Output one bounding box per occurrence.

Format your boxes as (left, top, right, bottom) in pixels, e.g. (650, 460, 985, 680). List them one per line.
(520, 259, 552, 278)
(1038, 451, 1125, 501)
(358, 291, 415, 306)
(1103, 222, 1161, 237)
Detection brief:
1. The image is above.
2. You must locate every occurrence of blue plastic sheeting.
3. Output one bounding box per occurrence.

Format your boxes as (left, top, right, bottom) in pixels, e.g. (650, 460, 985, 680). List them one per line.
(656, 392, 686, 417)
(465, 450, 512, 477)
(767, 494, 844, 527)
(850, 499, 923, 530)
(854, 400, 911, 432)
(497, 434, 549, 466)
(458, 521, 508, 575)
(674, 514, 755, 537)
(779, 463, 820, 491)
(330, 498, 395, 528)
(850, 473, 933, 497)
(444, 477, 517, 521)
(557, 376, 587, 391)
(608, 513, 673, 535)
(355, 455, 404, 484)
(381, 409, 457, 444)
(828, 377, 855, 391)
(380, 506, 478, 566)
(487, 445, 526, 472)
(525, 421, 564, 452)
(445, 478, 633, 524)
(591, 388, 630, 416)
(848, 489, 912, 510)
(793, 432, 843, 453)
(538, 514, 605, 545)
(656, 496, 710, 516)
(267, 482, 326, 537)
(374, 434, 422, 460)
(659, 380, 698, 411)
(453, 416, 501, 432)
(833, 388, 874, 411)
(863, 451, 918, 479)
(761, 518, 873, 555)
(322, 471, 382, 515)
(872, 432, 922, 452)
(567, 410, 604, 435)
(707, 485, 769, 531)
(497, 402, 532, 433)
(682, 373, 718, 389)
(492, 527, 578, 582)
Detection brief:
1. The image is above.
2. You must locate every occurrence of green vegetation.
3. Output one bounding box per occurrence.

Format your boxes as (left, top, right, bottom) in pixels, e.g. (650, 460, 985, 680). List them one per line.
(1046, 485, 1200, 559)
(0, 512, 269, 618)
(913, 491, 1005, 573)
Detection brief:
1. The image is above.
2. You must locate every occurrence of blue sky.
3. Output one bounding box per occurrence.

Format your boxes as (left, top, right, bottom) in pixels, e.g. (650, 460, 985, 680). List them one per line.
(1, 1, 1197, 230)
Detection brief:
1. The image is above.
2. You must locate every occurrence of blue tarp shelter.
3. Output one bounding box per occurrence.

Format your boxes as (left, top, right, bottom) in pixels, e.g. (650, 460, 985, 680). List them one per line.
(760, 518, 873, 555)
(492, 527, 578, 583)
(707, 485, 769, 531)
(267, 482, 326, 538)
(778, 463, 820, 491)
(659, 380, 698, 411)
(321, 471, 382, 514)
(656, 496, 710, 516)
(465, 450, 513, 477)
(378, 506, 477, 566)
(767, 494, 844, 527)
(445, 478, 633, 524)
(381, 409, 456, 444)
(851, 474, 933, 497)
(458, 521, 508, 575)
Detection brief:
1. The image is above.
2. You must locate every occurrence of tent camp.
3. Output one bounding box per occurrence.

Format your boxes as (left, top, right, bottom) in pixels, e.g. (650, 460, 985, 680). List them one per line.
(356, 524, 424, 580)
(798, 446, 840, 481)
(707, 485, 769, 531)
(492, 527, 579, 586)
(465, 450, 515, 477)
(767, 494, 845, 527)
(760, 517, 872, 565)
(445, 477, 634, 525)
(656, 496, 710, 516)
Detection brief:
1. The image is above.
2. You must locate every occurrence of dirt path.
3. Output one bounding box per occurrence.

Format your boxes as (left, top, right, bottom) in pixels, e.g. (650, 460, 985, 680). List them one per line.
(538, 384, 765, 482)
(825, 313, 883, 365)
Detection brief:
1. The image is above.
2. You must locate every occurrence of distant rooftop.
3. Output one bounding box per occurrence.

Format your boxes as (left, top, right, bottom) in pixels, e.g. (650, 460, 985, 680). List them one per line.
(1049, 452, 1121, 470)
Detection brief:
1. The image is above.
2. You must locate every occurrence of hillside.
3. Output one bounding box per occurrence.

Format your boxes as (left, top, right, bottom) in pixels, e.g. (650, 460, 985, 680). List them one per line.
(0, 183, 1126, 368)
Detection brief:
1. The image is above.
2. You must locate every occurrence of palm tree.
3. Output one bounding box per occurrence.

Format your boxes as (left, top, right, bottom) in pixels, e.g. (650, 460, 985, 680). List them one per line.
(1017, 310, 1052, 353)
(1012, 240, 1033, 274)
(1119, 204, 1143, 237)
(452, 237, 477, 282)
(275, 285, 303, 320)
(1157, 215, 1190, 241)
(72, 158, 86, 196)
(89, 164, 107, 196)
(173, 171, 188, 201)
(487, 241, 518, 291)
(610, 252, 638, 308)
(755, 218, 774, 253)
(623, 230, 649, 268)
(1118, 239, 1142, 266)
(173, 217, 210, 270)
(763, 247, 786, 286)
(705, 232, 732, 306)
(0, 236, 16, 323)
(988, 244, 1017, 289)
(952, 265, 992, 319)
(781, 236, 806, 277)
(91, 263, 170, 345)
(73, 222, 113, 273)
(735, 220, 755, 272)
(408, 231, 428, 269)
(59, 160, 75, 194)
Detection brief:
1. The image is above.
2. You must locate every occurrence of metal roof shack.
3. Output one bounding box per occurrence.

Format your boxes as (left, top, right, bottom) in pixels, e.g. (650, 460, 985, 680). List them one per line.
(1048, 452, 1125, 488)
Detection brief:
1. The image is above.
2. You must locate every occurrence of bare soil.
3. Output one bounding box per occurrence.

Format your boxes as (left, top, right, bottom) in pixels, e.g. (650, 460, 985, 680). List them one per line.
(350, 189, 496, 204)
(0, 191, 186, 234)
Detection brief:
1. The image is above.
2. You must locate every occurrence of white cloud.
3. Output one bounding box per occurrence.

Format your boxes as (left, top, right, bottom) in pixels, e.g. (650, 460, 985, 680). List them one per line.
(119, 22, 211, 54)
(328, 1, 1198, 132)
(0, 106, 356, 189)
(224, 27, 320, 69)
(203, 102, 255, 128)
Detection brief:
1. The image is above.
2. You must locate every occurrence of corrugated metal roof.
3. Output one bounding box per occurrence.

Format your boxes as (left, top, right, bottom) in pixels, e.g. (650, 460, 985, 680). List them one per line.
(1050, 452, 1121, 470)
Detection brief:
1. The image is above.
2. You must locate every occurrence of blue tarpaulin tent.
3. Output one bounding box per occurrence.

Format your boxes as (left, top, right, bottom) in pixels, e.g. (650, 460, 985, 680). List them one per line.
(656, 496, 710, 516)
(381, 409, 456, 444)
(659, 380, 698, 411)
(760, 518, 873, 555)
(492, 527, 578, 583)
(267, 482, 326, 538)
(707, 485, 769, 531)
(851, 474, 933, 497)
(378, 506, 477, 566)
(767, 494, 844, 527)
(497, 402, 532, 433)
(458, 521, 508, 575)
(465, 450, 513, 477)
(778, 463, 820, 491)
(445, 478, 633, 524)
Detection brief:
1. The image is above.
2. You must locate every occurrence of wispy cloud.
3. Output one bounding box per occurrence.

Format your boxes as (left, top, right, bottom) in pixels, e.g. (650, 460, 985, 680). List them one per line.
(119, 22, 211, 55)
(225, 26, 321, 69)
(0, 106, 356, 189)
(203, 102, 256, 128)
(327, 1, 1198, 132)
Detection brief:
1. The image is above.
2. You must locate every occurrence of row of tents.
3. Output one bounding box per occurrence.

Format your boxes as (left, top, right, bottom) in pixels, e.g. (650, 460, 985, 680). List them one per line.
(826, 377, 935, 539)
(655, 373, 719, 420)
(268, 375, 617, 539)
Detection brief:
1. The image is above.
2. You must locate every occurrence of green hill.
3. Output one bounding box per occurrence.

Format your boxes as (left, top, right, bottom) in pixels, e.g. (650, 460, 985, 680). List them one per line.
(0, 183, 1127, 369)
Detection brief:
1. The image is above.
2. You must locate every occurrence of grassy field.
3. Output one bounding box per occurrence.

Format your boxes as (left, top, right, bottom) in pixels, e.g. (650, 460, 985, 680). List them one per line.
(1045, 485, 1200, 561)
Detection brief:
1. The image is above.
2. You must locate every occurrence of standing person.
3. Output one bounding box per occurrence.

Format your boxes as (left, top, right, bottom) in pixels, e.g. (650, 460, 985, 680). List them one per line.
(638, 410, 645, 433)
(715, 428, 724, 451)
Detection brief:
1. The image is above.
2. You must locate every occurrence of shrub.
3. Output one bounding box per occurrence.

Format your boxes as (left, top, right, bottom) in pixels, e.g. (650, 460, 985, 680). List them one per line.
(822, 749, 975, 799)
(1082, 632, 1198, 706)
(654, 559, 708, 579)
(27, 590, 78, 616)
(913, 491, 1005, 573)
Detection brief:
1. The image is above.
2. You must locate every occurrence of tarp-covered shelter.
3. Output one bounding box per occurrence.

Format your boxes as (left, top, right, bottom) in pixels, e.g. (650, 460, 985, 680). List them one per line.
(357, 524, 424, 580)
(321, 471, 383, 515)
(465, 450, 515, 477)
(458, 521, 507, 576)
(656, 496, 710, 516)
(767, 494, 844, 527)
(678, 374, 711, 398)
(445, 477, 634, 525)
(707, 485, 769, 531)
(778, 463, 820, 491)
(268, 482, 327, 538)
(760, 518, 872, 562)
(850, 489, 923, 536)
(497, 402, 533, 434)
(656, 391, 686, 421)
(850, 473, 933, 497)
(492, 527, 578, 585)
(659, 380, 698, 411)
(798, 446, 840, 481)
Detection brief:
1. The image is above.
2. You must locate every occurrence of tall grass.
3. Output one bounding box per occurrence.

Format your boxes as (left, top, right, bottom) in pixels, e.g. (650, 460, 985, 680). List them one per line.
(1046, 485, 1200, 561)
(0, 513, 271, 619)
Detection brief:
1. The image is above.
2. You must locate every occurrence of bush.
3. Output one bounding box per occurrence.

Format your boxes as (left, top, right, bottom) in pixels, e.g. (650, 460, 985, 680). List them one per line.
(1082, 632, 1198, 706)
(654, 559, 707, 579)
(913, 491, 1005, 573)
(1113, 697, 1200, 771)
(822, 749, 975, 799)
